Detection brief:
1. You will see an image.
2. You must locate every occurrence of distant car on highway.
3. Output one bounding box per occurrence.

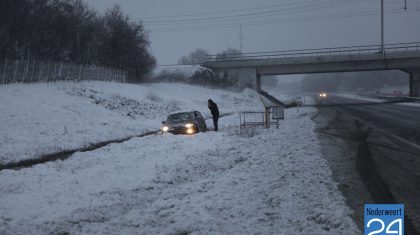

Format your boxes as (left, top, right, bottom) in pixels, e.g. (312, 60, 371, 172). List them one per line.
(161, 111, 207, 135)
(319, 92, 328, 98)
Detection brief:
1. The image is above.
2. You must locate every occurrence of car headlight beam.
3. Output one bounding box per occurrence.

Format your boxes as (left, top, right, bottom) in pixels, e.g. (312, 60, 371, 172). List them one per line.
(185, 123, 194, 128)
(186, 128, 194, 135)
(162, 126, 169, 132)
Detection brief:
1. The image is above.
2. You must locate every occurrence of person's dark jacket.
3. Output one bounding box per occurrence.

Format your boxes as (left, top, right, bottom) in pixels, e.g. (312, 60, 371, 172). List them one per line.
(208, 100, 219, 117)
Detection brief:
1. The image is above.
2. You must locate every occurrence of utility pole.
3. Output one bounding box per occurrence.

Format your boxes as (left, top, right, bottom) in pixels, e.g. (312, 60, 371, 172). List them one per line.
(239, 23, 243, 52)
(380, 0, 384, 53)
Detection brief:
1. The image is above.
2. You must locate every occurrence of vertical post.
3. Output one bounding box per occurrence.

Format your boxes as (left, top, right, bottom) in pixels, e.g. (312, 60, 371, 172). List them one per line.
(13, 60, 18, 83)
(74, 63, 77, 80)
(46, 61, 51, 82)
(240, 113, 243, 134)
(24, 58, 30, 83)
(2, 57, 7, 84)
(256, 75, 261, 92)
(265, 107, 270, 129)
(83, 64, 86, 81)
(22, 59, 26, 83)
(380, 0, 384, 54)
(54, 62, 57, 82)
(67, 63, 71, 81)
(78, 64, 82, 81)
(409, 72, 420, 97)
(58, 61, 62, 80)
(31, 60, 36, 83)
(38, 61, 43, 82)
(239, 23, 243, 52)
(96, 66, 98, 80)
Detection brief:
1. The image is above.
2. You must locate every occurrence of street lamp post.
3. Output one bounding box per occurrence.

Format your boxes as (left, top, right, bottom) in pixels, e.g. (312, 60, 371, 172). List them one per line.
(381, 0, 384, 53)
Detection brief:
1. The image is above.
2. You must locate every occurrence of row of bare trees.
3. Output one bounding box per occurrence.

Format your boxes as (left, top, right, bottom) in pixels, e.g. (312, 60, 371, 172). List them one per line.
(178, 48, 243, 65)
(0, 0, 155, 83)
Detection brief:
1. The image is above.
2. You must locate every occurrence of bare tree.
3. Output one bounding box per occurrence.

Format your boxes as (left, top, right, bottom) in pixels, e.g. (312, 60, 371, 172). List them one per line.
(178, 49, 209, 65)
(0, 1, 155, 82)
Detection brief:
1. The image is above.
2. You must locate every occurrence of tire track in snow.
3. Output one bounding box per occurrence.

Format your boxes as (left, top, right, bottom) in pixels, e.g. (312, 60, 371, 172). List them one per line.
(0, 131, 158, 171)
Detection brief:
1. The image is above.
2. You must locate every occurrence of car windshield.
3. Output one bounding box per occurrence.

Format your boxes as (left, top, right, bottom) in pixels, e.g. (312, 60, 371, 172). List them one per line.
(167, 112, 193, 122)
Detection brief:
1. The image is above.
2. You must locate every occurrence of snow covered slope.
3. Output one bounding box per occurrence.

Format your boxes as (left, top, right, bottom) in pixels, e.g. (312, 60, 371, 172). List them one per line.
(0, 81, 259, 164)
(0, 81, 359, 234)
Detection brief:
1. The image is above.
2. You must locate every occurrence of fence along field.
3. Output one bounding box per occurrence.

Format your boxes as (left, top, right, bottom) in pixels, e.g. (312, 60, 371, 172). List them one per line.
(0, 58, 127, 84)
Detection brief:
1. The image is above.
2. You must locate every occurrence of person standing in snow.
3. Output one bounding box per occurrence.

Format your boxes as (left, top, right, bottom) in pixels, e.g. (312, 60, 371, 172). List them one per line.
(208, 99, 219, 131)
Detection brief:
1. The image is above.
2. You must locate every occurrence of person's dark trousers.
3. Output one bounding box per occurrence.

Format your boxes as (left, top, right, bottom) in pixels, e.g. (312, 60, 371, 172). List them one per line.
(213, 115, 219, 131)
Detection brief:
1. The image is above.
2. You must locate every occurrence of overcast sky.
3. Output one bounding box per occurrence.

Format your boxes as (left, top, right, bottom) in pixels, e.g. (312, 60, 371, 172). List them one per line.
(86, 0, 420, 65)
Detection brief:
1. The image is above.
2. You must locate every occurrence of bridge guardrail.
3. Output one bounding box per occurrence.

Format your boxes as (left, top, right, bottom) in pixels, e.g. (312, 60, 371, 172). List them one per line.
(204, 42, 420, 62)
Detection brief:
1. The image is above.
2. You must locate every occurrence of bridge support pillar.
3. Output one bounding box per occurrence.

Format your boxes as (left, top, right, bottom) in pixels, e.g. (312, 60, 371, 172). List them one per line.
(256, 75, 261, 92)
(237, 67, 258, 90)
(409, 72, 420, 97)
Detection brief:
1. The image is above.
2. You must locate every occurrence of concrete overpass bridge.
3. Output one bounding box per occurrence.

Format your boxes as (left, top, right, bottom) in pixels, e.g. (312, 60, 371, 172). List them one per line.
(202, 42, 420, 97)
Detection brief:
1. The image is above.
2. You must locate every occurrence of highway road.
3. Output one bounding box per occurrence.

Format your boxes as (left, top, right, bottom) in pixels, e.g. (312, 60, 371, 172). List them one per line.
(313, 94, 420, 234)
(319, 95, 420, 146)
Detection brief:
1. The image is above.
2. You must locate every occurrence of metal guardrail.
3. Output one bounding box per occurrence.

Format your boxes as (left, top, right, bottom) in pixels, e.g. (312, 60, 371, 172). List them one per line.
(204, 42, 420, 62)
(239, 109, 283, 130)
(239, 111, 266, 129)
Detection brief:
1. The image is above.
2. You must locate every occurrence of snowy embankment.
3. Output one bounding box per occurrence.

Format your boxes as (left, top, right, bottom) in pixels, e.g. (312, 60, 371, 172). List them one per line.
(0, 81, 258, 165)
(0, 81, 358, 234)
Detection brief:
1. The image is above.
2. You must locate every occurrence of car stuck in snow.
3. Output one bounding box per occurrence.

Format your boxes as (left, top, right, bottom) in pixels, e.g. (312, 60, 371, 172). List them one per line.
(161, 111, 207, 135)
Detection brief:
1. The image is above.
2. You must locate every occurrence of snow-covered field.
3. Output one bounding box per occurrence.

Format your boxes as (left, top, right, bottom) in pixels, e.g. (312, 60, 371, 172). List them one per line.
(0, 81, 359, 234)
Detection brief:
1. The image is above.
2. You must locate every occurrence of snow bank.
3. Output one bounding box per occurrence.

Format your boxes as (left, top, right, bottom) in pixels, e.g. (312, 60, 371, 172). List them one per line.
(0, 81, 359, 234)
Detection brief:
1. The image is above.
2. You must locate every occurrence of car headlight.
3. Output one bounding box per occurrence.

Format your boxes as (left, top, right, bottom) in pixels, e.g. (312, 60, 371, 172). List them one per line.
(185, 123, 194, 128)
(162, 126, 169, 132)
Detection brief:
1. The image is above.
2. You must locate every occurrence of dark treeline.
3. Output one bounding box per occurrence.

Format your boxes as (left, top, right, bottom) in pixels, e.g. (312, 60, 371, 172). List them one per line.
(302, 70, 408, 92)
(0, 0, 155, 82)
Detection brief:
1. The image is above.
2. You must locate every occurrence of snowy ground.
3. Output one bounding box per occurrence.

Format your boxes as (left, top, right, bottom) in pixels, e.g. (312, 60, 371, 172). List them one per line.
(0, 81, 359, 234)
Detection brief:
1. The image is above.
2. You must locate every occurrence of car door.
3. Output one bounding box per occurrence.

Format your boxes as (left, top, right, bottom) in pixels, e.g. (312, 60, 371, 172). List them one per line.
(194, 111, 206, 132)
